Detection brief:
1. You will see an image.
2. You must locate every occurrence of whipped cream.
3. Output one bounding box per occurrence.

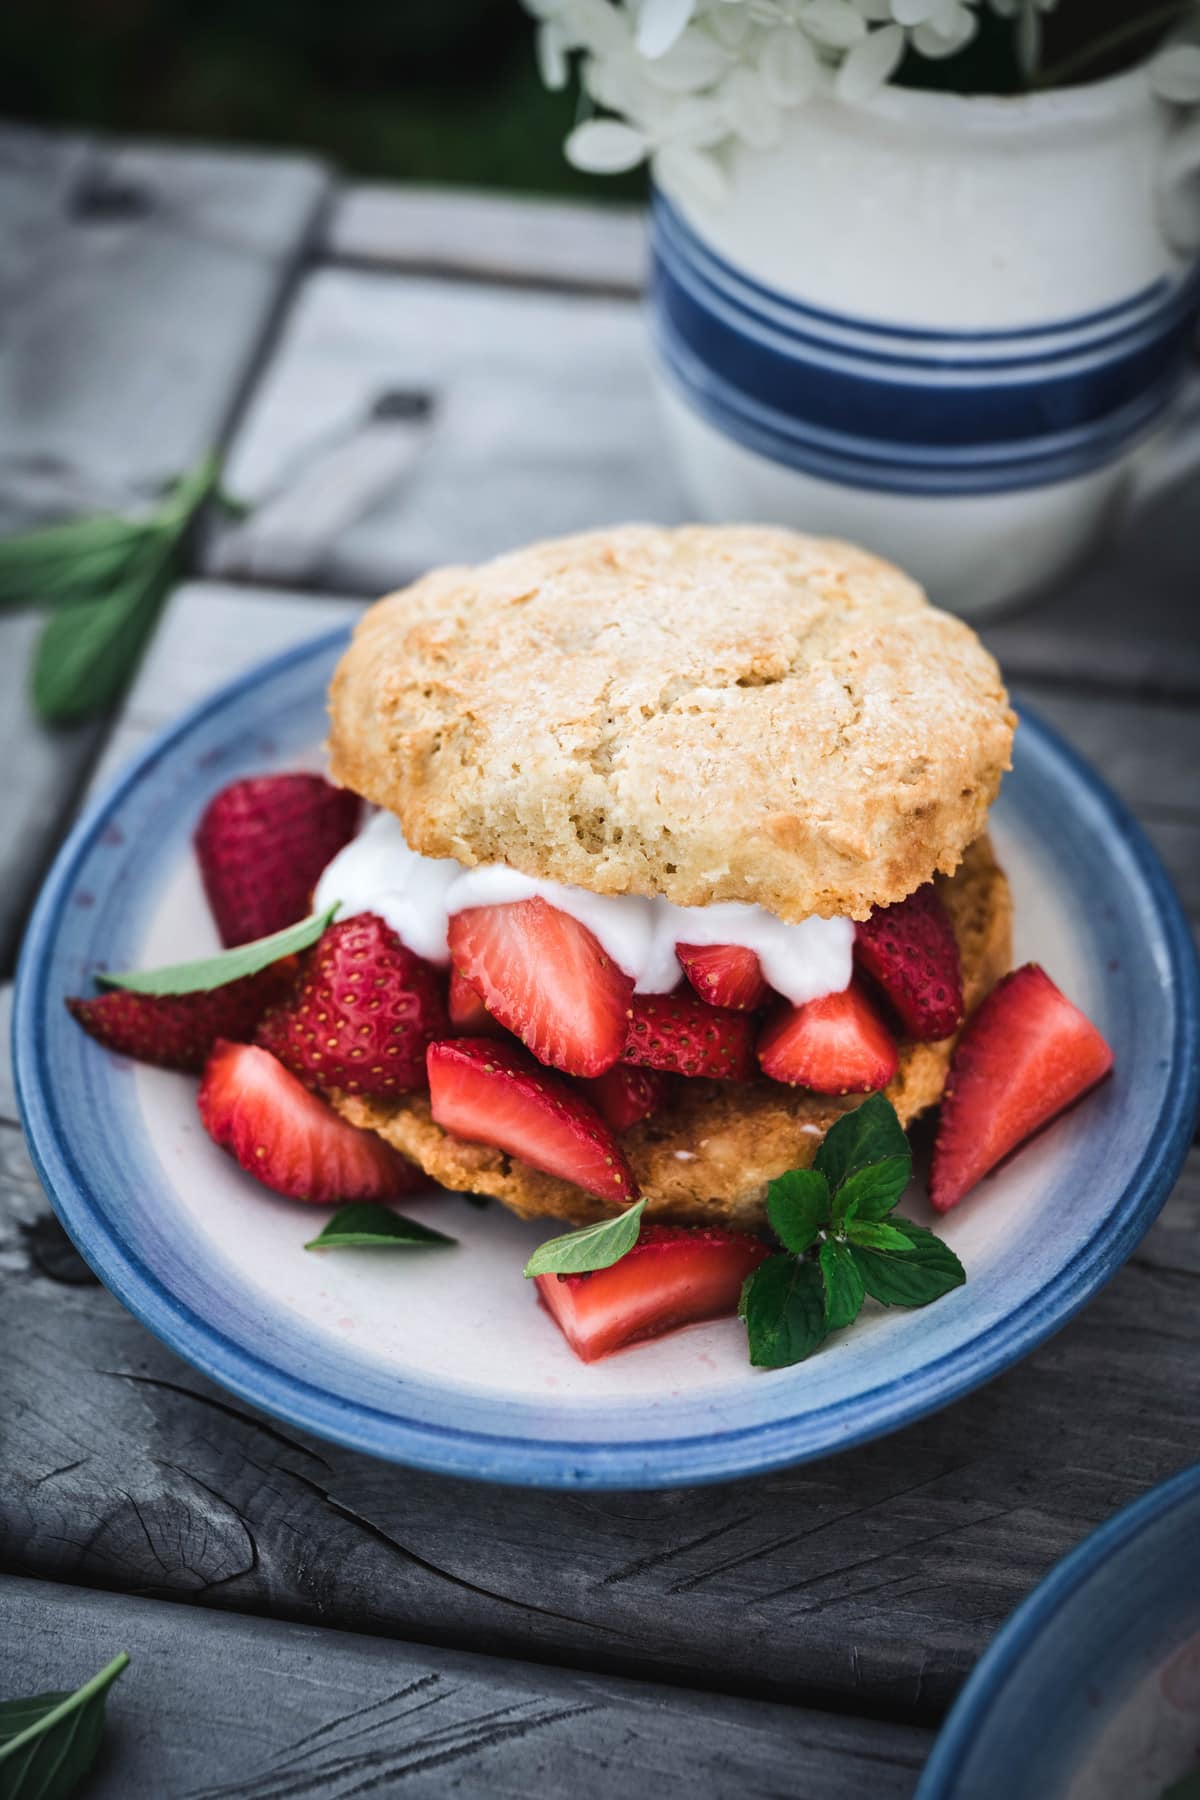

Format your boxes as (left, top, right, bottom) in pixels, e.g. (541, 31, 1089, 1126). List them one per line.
(315, 810, 854, 1008)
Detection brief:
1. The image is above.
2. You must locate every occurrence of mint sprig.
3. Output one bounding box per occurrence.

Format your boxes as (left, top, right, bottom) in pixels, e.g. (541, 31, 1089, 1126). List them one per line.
(739, 1095, 965, 1368)
(524, 1198, 647, 1278)
(97, 902, 338, 995)
(0, 455, 232, 723)
(0, 1651, 129, 1797)
(305, 1204, 456, 1251)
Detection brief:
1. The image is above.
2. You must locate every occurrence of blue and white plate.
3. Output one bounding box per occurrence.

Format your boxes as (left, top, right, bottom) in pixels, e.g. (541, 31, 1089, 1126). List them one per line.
(13, 631, 1200, 1488)
(919, 1463, 1200, 1800)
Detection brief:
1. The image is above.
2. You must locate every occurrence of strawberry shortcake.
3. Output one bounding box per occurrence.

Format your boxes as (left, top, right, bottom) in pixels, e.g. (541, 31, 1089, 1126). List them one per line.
(311, 525, 1017, 1226)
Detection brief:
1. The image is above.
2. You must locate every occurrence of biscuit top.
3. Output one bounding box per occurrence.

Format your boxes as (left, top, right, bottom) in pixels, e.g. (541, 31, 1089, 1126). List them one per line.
(327, 525, 1015, 922)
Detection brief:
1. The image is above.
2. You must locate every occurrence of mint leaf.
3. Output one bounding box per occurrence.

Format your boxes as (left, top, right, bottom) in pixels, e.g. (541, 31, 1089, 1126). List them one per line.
(844, 1218, 912, 1252)
(0, 1650, 129, 1797)
(766, 1167, 830, 1253)
(815, 1094, 909, 1194)
(305, 1204, 455, 1250)
(98, 902, 337, 995)
(17, 453, 224, 723)
(832, 1154, 912, 1226)
(740, 1255, 828, 1368)
(524, 1198, 646, 1278)
(850, 1219, 965, 1307)
(819, 1238, 865, 1330)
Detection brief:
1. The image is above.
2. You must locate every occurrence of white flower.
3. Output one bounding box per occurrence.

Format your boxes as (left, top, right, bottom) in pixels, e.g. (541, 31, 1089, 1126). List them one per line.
(639, 24, 733, 90)
(757, 26, 822, 103)
(836, 21, 906, 99)
(536, 19, 571, 88)
(1150, 41, 1200, 106)
(794, 0, 869, 50)
(653, 142, 731, 205)
(565, 117, 651, 171)
(524, 0, 1200, 200)
(634, 0, 700, 57)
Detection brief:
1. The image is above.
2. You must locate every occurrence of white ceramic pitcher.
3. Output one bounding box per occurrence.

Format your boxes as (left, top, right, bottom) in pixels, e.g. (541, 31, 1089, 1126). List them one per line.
(649, 60, 1200, 616)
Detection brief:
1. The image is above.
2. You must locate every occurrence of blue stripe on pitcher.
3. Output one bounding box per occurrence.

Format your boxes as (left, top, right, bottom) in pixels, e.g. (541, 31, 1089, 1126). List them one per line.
(650, 192, 1200, 497)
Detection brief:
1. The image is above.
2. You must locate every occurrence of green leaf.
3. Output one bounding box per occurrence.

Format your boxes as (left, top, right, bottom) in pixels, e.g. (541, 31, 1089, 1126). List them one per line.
(850, 1219, 966, 1308)
(814, 1094, 910, 1195)
(33, 563, 169, 723)
(832, 1155, 912, 1227)
(739, 1255, 828, 1368)
(25, 453, 224, 724)
(819, 1237, 866, 1330)
(305, 1204, 455, 1250)
(0, 1650, 129, 1798)
(98, 902, 338, 995)
(524, 1198, 647, 1278)
(844, 1218, 913, 1252)
(0, 518, 146, 608)
(765, 1167, 830, 1254)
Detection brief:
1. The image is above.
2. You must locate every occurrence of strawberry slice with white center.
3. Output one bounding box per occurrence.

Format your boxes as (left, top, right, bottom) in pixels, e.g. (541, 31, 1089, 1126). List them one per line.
(447, 898, 632, 1078)
(427, 1037, 638, 1202)
(447, 967, 505, 1038)
(854, 884, 963, 1041)
(194, 773, 360, 947)
(676, 943, 769, 1011)
(578, 1063, 668, 1133)
(256, 911, 447, 1097)
(758, 982, 898, 1094)
(623, 990, 757, 1081)
(535, 1225, 770, 1362)
(930, 963, 1114, 1212)
(198, 1040, 421, 1202)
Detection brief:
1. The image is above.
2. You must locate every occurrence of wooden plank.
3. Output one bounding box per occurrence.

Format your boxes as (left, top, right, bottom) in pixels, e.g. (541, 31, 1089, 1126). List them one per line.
(0, 1578, 929, 1800)
(326, 184, 646, 295)
(210, 267, 689, 593)
(0, 130, 332, 973)
(2, 1096, 1197, 1720)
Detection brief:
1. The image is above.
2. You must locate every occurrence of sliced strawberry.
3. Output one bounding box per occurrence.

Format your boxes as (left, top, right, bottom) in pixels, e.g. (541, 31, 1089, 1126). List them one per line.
(930, 964, 1114, 1212)
(758, 982, 898, 1094)
(66, 965, 293, 1073)
(676, 943, 769, 1011)
(536, 1225, 770, 1362)
(427, 1037, 637, 1203)
(447, 967, 505, 1037)
(198, 1040, 420, 1202)
(854, 884, 963, 1041)
(195, 773, 360, 947)
(447, 898, 632, 1078)
(622, 991, 756, 1081)
(579, 1063, 668, 1133)
(256, 912, 447, 1098)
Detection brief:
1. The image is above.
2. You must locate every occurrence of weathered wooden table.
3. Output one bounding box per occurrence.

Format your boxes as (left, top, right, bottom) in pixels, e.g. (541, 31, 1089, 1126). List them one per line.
(2, 129, 1198, 1798)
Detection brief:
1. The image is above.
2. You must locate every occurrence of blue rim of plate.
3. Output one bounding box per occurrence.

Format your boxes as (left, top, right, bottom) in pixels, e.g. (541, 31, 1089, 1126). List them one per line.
(12, 628, 1200, 1488)
(916, 1461, 1200, 1798)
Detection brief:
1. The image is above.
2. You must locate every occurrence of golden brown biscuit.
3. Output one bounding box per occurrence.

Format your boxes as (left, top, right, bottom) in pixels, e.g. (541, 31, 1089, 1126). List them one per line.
(333, 835, 1011, 1231)
(329, 525, 1014, 924)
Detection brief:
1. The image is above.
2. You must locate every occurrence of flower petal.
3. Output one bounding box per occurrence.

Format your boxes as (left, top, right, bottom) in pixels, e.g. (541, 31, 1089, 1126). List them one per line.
(758, 26, 822, 104)
(719, 65, 783, 147)
(635, 0, 697, 59)
(1151, 43, 1200, 106)
(836, 22, 906, 100)
(536, 20, 570, 89)
(653, 143, 731, 209)
(640, 24, 731, 90)
(796, 0, 869, 49)
(565, 117, 651, 172)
